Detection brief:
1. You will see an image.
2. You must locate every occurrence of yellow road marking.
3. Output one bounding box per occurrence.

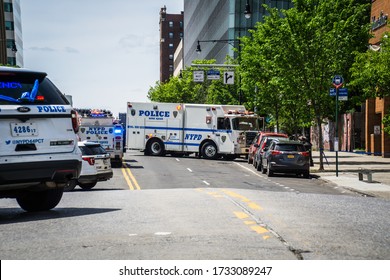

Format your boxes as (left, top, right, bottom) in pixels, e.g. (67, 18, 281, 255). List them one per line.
(248, 202, 263, 210)
(122, 163, 141, 190)
(251, 225, 269, 234)
(234, 211, 249, 219)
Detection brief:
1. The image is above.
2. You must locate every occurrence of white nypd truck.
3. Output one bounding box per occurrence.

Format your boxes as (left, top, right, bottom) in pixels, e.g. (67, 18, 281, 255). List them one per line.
(76, 108, 124, 167)
(126, 102, 263, 160)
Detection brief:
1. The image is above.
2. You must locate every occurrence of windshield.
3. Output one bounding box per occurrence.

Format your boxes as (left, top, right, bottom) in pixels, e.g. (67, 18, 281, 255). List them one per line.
(231, 117, 261, 131)
(0, 76, 69, 105)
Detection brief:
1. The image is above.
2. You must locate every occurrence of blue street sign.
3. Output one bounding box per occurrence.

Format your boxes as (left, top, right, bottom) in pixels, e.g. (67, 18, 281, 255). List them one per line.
(338, 88, 348, 96)
(330, 87, 348, 96)
(332, 75, 344, 86)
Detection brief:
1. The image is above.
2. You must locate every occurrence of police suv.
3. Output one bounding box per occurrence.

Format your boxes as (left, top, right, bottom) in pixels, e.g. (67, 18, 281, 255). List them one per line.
(0, 67, 81, 212)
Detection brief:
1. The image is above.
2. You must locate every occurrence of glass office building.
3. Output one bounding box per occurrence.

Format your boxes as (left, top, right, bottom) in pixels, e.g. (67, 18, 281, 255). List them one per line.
(0, 0, 23, 66)
(183, 0, 292, 67)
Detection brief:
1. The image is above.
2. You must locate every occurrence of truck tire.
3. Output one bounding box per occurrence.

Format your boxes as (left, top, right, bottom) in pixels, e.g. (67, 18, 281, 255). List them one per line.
(64, 179, 77, 191)
(201, 142, 218, 160)
(147, 139, 165, 156)
(79, 182, 97, 190)
(16, 186, 64, 212)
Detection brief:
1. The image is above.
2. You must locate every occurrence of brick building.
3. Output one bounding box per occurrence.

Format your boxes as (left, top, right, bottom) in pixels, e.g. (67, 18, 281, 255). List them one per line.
(159, 6, 183, 83)
(366, 0, 390, 157)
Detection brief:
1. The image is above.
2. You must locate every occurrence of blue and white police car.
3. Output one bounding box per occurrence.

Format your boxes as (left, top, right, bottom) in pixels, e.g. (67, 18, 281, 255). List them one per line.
(0, 67, 82, 212)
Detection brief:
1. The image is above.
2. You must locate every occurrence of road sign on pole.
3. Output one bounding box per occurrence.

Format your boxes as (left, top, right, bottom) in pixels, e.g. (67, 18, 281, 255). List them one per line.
(223, 71, 234, 84)
(193, 71, 204, 82)
(207, 69, 220, 80)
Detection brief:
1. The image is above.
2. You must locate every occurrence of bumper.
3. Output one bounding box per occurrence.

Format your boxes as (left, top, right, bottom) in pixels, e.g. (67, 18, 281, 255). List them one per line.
(0, 160, 82, 186)
(269, 163, 309, 173)
(78, 174, 98, 184)
(97, 170, 113, 181)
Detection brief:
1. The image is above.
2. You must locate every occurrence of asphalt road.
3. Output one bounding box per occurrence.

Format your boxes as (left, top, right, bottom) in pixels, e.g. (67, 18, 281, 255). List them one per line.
(0, 151, 389, 260)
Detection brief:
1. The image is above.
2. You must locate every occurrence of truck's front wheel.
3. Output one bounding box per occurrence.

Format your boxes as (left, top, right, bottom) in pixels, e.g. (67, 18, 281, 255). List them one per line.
(201, 142, 218, 160)
(146, 139, 165, 156)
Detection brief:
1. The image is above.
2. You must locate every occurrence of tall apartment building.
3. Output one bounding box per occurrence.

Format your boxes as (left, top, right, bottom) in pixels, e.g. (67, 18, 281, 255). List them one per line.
(183, 0, 293, 67)
(0, 0, 22, 66)
(159, 6, 183, 83)
(366, 0, 390, 157)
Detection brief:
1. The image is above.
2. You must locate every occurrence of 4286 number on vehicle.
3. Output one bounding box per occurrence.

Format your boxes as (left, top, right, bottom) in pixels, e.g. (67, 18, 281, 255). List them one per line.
(212, 266, 272, 276)
(10, 122, 38, 137)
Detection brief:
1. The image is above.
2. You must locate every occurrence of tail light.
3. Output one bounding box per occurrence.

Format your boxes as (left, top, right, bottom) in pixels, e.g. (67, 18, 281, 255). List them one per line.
(71, 109, 79, 133)
(271, 150, 281, 155)
(83, 157, 95, 165)
(301, 151, 310, 157)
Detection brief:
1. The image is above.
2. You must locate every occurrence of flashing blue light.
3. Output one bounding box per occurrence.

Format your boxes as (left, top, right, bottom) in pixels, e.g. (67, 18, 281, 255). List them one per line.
(114, 128, 123, 134)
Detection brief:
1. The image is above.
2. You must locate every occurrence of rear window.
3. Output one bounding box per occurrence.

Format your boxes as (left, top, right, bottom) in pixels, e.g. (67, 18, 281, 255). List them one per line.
(275, 144, 305, 152)
(0, 75, 68, 105)
(79, 145, 107, 155)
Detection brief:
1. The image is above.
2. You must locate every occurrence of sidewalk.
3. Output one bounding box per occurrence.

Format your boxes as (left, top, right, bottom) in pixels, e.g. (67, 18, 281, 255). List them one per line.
(310, 151, 390, 200)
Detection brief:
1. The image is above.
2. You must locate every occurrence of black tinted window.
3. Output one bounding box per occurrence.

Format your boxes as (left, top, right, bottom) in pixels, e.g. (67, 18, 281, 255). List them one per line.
(275, 144, 305, 152)
(0, 76, 68, 105)
(80, 145, 107, 155)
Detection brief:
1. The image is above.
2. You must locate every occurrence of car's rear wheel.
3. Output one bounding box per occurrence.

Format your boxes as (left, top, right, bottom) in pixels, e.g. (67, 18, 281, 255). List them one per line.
(266, 162, 274, 177)
(256, 159, 262, 171)
(64, 179, 77, 191)
(261, 161, 267, 174)
(16, 186, 64, 212)
(79, 182, 97, 190)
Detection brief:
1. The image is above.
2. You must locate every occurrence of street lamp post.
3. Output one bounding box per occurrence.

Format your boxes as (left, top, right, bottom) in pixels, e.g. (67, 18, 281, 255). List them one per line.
(244, 0, 252, 19)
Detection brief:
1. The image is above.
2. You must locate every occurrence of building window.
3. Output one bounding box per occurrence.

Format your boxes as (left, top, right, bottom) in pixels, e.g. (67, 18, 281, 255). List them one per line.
(6, 39, 15, 49)
(180, 21, 183, 28)
(169, 65, 174, 72)
(4, 3, 13, 12)
(5, 21, 14, 31)
(169, 43, 174, 49)
(180, 32, 183, 38)
(7, 57, 16, 66)
(169, 32, 174, 39)
(169, 54, 174, 60)
(169, 21, 174, 28)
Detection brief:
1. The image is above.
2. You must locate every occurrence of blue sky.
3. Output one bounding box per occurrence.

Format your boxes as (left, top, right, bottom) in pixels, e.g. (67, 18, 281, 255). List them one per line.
(20, 0, 183, 116)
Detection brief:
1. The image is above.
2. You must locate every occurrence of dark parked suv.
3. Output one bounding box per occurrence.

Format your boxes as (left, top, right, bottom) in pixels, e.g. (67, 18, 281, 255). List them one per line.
(0, 67, 82, 211)
(261, 139, 310, 178)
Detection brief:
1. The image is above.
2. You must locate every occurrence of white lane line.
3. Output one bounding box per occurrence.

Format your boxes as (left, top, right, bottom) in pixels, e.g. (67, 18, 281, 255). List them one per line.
(187, 168, 193, 172)
(175, 158, 180, 162)
(203, 180, 210, 186)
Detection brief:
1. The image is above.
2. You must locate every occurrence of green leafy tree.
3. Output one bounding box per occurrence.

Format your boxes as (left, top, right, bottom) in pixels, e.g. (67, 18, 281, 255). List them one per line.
(350, 33, 390, 135)
(148, 59, 240, 105)
(240, 0, 371, 170)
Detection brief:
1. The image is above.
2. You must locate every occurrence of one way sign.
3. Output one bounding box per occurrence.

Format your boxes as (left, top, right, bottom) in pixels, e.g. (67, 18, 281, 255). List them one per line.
(224, 71, 234, 85)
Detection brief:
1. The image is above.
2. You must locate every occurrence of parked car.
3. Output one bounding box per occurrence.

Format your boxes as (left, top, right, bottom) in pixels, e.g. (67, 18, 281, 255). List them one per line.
(0, 66, 82, 211)
(260, 139, 310, 178)
(65, 141, 113, 191)
(253, 135, 290, 171)
(247, 132, 288, 164)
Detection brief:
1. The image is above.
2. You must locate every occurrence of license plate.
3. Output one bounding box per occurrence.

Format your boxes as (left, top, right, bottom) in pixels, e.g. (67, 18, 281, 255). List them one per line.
(287, 155, 295, 159)
(11, 122, 38, 137)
